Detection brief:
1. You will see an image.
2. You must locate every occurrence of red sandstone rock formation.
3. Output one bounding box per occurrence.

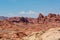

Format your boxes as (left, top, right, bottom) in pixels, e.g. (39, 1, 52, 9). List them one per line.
(0, 13, 60, 39)
(37, 13, 44, 24)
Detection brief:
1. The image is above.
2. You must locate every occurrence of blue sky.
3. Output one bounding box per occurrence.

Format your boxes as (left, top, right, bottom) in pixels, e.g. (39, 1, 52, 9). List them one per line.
(0, 0, 60, 18)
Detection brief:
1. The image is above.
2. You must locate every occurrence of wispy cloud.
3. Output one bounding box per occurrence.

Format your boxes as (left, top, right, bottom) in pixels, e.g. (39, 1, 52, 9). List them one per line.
(7, 10, 39, 18)
(19, 10, 35, 14)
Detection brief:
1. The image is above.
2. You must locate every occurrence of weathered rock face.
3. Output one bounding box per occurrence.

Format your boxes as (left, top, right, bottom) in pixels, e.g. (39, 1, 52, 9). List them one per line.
(22, 28, 60, 40)
(38, 13, 44, 18)
(41, 28, 60, 40)
(7, 17, 29, 24)
(7, 17, 21, 23)
(20, 17, 29, 24)
(47, 13, 56, 18)
(0, 30, 27, 40)
(22, 31, 44, 40)
(37, 13, 44, 24)
(37, 13, 60, 24)
(6, 17, 37, 24)
(1, 13, 59, 24)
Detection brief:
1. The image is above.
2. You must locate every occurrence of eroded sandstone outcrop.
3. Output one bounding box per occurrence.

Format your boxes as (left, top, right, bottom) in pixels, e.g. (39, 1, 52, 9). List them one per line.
(0, 13, 59, 40)
(22, 28, 60, 40)
(41, 28, 60, 40)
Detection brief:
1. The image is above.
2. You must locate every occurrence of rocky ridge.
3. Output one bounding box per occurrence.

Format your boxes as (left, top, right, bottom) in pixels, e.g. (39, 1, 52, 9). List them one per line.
(0, 13, 60, 40)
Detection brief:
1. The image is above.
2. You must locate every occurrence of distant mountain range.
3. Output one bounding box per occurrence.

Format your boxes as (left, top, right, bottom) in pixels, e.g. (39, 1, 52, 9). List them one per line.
(0, 16, 8, 20)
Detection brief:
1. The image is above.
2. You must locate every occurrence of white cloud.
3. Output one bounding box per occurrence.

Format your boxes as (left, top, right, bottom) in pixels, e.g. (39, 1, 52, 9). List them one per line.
(19, 11, 25, 14)
(19, 10, 35, 14)
(7, 10, 39, 18)
(28, 10, 35, 14)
